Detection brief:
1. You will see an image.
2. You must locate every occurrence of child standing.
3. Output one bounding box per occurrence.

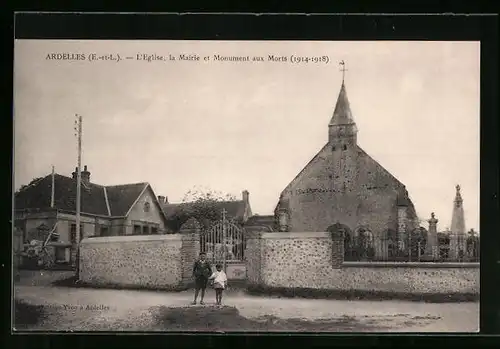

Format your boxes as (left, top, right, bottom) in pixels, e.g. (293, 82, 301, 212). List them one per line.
(209, 264, 228, 305)
(192, 252, 212, 305)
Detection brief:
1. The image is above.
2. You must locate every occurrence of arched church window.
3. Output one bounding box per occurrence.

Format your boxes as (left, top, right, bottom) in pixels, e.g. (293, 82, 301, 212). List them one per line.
(144, 202, 150, 212)
(342, 145, 347, 151)
(332, 145, 336, 151)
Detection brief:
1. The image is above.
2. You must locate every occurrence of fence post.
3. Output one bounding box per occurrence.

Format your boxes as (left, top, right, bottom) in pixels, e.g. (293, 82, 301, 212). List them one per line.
(408, 233, 412, 262)
(222, 209, 227, 273)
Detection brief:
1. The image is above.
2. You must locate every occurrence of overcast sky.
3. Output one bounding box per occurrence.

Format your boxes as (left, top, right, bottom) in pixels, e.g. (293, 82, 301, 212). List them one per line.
(14, 40, 480, 232)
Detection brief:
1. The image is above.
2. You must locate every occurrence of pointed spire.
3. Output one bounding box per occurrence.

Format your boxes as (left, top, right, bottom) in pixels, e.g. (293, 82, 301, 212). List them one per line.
(328, 63, 358, 144)
(329, 80, 355, 126)
(451, 184, 466, 235)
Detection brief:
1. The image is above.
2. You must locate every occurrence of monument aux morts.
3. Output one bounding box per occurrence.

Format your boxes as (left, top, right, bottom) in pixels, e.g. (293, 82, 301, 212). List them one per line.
(274, 71, 419, 259)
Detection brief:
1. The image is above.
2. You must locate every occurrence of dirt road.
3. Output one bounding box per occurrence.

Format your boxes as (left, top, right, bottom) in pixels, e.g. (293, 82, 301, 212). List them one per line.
(14, 283, 479, 332)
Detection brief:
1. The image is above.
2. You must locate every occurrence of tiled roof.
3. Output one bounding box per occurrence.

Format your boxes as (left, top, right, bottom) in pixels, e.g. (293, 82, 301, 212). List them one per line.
(105, 183, 148, 216)
(15, 173, 148, 218)
(244, 215, 275, 227)
(15, 174, 108, 216)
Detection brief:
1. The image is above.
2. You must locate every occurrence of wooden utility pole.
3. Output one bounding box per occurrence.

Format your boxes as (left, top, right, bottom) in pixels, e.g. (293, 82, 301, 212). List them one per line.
(50, 165, 55, 208)
(408, 231, 412, 262)
(73, 114, 82, 269)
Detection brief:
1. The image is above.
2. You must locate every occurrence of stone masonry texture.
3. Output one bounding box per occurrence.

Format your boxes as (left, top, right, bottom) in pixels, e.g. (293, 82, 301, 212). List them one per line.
(79, 234, 198, 289)
(278, 146, 418, 235)
(246, 232, 479, 295)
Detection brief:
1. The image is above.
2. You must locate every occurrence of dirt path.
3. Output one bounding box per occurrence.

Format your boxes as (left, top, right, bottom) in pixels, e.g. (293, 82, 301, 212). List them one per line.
(14, 285, 479, 332)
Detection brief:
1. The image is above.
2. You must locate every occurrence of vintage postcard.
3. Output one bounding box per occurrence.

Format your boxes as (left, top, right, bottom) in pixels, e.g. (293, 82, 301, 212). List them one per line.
(13, 39, 479, 332)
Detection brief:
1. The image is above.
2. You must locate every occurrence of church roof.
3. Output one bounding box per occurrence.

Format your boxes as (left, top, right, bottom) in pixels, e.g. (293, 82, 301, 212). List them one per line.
(329, 83, 355, 126)
(396, 189, 410, 207)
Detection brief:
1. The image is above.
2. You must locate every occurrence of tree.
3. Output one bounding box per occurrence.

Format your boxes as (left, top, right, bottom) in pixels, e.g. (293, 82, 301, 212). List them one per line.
(168, 186, 237, 231)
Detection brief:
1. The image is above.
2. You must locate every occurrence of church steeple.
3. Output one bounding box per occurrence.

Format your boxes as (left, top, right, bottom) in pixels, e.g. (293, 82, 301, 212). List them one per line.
(329, 83, 355, 127)
(328, 62, 358, 146)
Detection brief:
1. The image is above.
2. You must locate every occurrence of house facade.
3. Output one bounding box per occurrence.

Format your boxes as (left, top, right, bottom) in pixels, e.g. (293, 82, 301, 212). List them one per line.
(14, 166, 171, 264)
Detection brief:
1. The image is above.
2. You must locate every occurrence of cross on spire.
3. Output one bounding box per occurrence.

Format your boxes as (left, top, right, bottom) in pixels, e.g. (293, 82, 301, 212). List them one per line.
(339, 60, 348, 84)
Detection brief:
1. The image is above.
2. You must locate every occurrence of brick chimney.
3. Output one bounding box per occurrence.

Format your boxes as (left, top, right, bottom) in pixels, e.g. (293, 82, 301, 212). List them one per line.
(81, 165, 90, 184)
(71, 165, 91, 184)
(242, 190, 252, 222)
(158, 196, 165, 205)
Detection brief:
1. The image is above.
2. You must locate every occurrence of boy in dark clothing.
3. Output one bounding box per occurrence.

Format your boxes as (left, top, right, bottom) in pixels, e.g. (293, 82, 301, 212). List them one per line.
(192, 252, 212, 305)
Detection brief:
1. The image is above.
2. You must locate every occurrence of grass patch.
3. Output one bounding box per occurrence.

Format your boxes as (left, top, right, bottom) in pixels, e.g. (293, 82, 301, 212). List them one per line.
(51, 276, 247, 294)
(246, 284, 479, 303)
(14, 300, 46, 329)
(151, 305, 386, 332)
(51, 275, 189, 292)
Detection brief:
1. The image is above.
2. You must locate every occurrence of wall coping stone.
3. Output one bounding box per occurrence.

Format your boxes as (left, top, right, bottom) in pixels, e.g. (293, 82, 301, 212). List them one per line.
(342, 261, 480, 269)
(80, 234, 182, 245)
(260, 232, 329, 239)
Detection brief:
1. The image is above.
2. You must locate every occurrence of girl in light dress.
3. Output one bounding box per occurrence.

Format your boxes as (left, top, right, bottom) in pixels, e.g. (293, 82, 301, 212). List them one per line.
(208, 264, 228, 305)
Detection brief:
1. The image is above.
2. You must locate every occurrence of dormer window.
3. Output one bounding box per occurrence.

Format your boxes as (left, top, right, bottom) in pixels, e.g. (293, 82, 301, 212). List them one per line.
(144, 202, 150, 212)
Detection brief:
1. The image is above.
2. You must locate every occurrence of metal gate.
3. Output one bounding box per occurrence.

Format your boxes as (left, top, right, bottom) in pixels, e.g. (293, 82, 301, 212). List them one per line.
(200, 210, 245, 274)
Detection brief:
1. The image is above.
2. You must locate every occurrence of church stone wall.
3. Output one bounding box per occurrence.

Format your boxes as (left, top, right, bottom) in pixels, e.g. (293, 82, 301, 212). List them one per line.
(284, 145, 360, 232)
(246, 232, 479, 298)
(281, 145, 418, 239)
(79, 234, 198, 290)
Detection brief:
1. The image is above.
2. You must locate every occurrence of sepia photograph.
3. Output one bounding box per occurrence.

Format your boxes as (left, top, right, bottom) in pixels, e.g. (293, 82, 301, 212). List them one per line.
(13, 39, 479, 332)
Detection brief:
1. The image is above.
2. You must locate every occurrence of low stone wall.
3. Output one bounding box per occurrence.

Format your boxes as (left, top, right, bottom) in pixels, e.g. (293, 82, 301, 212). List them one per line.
(245, 232, 479, 300)
(79, 233, 199, 290)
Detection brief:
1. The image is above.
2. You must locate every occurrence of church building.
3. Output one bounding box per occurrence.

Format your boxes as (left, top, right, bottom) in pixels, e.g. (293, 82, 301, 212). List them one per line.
(274, 74, 419, 259)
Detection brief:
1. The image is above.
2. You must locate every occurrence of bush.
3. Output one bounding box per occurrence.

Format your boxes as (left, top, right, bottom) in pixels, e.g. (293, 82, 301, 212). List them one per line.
(14, 300, 45, 329)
